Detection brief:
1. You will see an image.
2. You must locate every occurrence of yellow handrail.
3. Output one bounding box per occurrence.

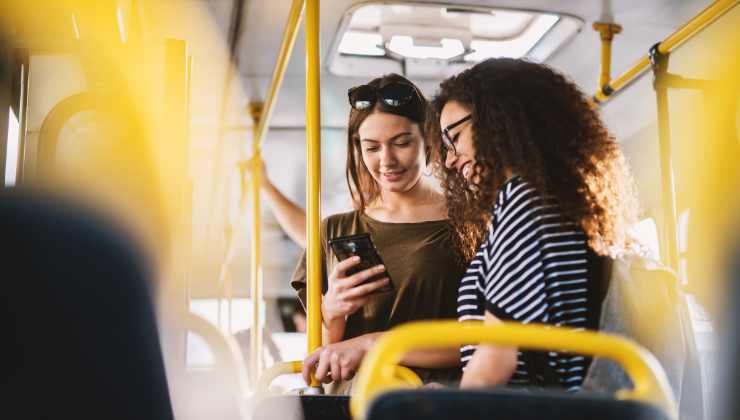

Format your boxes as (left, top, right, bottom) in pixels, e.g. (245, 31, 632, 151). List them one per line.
(305, 0, 323, 388)
(351, 321, 677, 420)
(594, 0, 738, 103)
(247, 0, 305, 385)
(253, 0, 306, 152)
(249, 120, 263, 385)
(592, 22, 622, 93)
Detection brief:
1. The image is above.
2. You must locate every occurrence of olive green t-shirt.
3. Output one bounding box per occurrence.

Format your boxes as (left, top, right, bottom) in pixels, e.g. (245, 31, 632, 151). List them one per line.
(291, 210, 464, 390)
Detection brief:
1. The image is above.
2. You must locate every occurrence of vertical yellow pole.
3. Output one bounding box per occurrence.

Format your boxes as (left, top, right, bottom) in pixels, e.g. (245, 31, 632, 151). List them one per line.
(305, 0, 323, 387)
(249, 103, 264, 387)
(593, 22, 622, 95)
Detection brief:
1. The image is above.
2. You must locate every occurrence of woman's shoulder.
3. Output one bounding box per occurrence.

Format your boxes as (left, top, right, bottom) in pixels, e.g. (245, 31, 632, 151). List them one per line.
(323, 209, 362, 225)
(495, 176, 537, 207)
(321, 210, 363, 238)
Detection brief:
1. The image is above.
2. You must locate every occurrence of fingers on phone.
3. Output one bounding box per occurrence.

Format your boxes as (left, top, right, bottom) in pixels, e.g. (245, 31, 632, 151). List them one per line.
(344, 264, 385, 287)
(335, 256, 361, 276)
(343, 277, 389, 298)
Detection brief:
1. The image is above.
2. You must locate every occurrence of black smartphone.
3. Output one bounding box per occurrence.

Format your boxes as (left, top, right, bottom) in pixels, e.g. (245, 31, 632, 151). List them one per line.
(328, 233, 393, 293)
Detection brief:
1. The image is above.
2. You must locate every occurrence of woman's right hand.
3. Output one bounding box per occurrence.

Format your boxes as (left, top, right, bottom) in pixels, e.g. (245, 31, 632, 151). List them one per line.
(322, 256, 390, 323)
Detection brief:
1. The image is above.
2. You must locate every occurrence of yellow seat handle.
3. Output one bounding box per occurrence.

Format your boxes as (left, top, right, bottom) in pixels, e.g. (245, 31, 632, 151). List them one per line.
(350, 321, 677, 420)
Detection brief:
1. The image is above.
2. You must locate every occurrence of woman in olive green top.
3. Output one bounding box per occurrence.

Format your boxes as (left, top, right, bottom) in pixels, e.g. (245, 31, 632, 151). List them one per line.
(291, 74, 464, 392)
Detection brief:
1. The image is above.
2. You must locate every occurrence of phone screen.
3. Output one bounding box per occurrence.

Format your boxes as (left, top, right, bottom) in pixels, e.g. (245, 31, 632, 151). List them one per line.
(328, 233, 393, 293)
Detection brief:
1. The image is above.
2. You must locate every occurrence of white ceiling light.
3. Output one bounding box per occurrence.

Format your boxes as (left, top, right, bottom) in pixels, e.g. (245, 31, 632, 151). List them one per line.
(328, 3, 581, 79)
(387, 36, 464, 60)
(470, 10, 533, 38)
(350, 5, 382, 29)
(390, 5, 412, 15)
(465, 14, 560, 61)
(338, 31, 385, 56)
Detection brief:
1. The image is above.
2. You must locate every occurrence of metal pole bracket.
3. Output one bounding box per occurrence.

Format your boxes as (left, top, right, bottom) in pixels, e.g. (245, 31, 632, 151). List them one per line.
(649, 43, 670, 89)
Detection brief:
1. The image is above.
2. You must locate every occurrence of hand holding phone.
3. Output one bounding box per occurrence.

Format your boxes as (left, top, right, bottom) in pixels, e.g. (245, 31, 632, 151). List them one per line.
(329, 234, 393, 291)
(321, 234, 393, 322)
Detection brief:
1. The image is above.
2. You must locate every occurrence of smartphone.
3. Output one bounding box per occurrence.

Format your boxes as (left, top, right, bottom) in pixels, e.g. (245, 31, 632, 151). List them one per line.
(328, 233, 393, 293)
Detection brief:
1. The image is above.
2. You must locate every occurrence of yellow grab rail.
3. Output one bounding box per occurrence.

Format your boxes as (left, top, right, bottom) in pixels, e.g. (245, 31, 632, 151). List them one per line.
(305, 0, 323, 388)
(249, 128, 263, 385)
(351, 321, 677, 420)
(594, 0, 738, 103)
(232, 0, 303, 387)
(253, 0, 305, 151)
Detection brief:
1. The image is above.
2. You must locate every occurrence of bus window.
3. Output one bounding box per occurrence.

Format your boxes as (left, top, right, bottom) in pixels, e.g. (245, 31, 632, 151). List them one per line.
(4, 106, 19, 185)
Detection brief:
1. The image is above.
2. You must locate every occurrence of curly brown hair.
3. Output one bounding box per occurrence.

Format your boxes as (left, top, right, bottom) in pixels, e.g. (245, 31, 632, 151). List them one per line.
(432, 58, 639, 262)
(346, 73, 436, 211)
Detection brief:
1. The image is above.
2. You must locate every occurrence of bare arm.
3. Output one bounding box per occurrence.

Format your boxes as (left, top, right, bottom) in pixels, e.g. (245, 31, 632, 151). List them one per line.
(459, 311, 518, 388)
(321, 309, 346, 344)
(261, 179, 307, 248)
(303, 331, 461, 384)
(402, 346, 461, 368)
(355, 332, 461, 368)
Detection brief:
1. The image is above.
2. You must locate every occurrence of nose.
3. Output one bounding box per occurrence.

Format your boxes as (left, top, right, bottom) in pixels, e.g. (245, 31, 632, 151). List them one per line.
(444, 148, 457, 169)
(380, 145, 398, 166)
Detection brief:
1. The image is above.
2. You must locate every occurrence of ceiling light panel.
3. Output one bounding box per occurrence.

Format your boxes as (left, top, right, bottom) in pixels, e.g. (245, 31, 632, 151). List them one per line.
(328, 2, 582, 79)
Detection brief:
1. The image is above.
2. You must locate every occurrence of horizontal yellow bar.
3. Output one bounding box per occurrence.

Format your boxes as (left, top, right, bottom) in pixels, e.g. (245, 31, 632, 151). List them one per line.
(660, 0, 738, 53)
(351, 321, 676, 420)
(595, 0, 738, 104)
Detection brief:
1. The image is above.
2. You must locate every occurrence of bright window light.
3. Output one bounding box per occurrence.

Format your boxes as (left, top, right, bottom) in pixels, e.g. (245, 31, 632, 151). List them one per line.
(350, 5, 382, 29)
(116, 5, 127, 43)
(470, 10, 533, 38)
(465, 14, 559, 61)
(338, 31, 385, 56)
(631, 218, 661, 260)
(387, 36, 464, 60)
(5, 107, 20, 186)
(390, 5, 412, 14)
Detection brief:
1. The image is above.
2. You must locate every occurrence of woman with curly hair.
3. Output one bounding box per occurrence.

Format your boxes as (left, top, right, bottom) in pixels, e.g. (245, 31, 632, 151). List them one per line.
(432, 58, 639, 390)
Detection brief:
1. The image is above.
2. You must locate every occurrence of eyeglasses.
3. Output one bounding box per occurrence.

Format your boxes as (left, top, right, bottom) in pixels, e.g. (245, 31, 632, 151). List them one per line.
(348, 81, 421, 111)
(442, 114, 472, 155)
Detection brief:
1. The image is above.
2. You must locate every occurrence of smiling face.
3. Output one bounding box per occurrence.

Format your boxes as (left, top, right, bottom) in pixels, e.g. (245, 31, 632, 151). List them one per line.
(357, 111, 427, 194)
(440, 100, 477, 183)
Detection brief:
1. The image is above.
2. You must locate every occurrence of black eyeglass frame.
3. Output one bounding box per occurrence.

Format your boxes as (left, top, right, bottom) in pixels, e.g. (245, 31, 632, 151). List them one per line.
(347, 81, 422, 111)
(441, 114, 472, 155)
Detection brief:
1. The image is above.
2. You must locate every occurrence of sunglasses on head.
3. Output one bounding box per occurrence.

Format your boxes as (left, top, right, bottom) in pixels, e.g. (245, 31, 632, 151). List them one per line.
(348, 81, 421, 111)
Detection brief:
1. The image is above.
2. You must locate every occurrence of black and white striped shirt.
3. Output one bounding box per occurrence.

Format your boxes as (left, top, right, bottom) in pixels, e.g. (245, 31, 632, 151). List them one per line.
(458, 176, 607, 391)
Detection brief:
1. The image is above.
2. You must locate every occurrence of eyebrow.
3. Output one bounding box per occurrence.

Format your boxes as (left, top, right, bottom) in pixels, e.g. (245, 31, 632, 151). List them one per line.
(360, 131, 412, 143)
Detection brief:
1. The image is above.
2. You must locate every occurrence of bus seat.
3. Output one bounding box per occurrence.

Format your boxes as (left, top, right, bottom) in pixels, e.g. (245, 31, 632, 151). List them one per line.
(252, 395, 350, 420)
(0, 189, 174, 420)
(366, 388, 670, 420)
(583, 255, 704, 419)
(716, 241, 740, 420)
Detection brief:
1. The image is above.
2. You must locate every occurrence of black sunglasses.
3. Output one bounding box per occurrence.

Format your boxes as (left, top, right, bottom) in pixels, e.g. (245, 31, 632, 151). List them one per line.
(442, 114, 472, 155)
(348, 81, 421, 111)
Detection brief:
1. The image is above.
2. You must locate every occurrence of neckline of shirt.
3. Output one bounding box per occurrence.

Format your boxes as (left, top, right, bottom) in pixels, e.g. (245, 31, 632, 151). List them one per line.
(359, 211, 448, 226)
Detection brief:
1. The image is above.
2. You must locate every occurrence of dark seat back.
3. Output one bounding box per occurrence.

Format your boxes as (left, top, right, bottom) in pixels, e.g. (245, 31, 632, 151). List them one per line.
(583, 256, 704, 419)
(252, 395, 350, 420)
(367, 389, 670, 420)
(0, 190, 174, 420)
